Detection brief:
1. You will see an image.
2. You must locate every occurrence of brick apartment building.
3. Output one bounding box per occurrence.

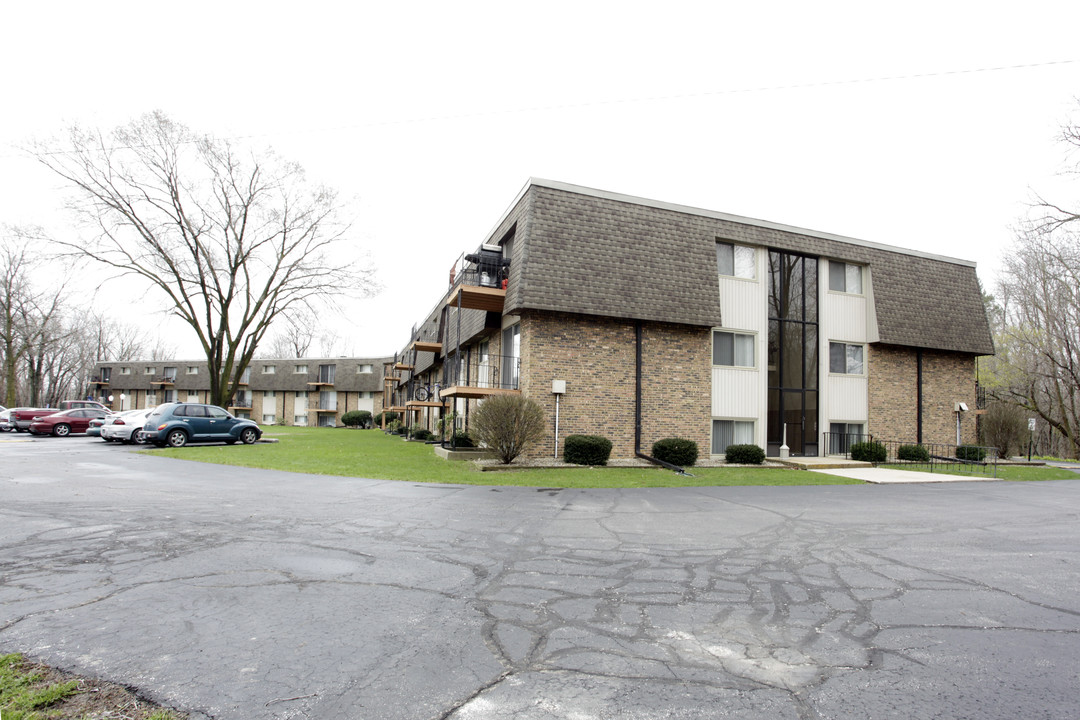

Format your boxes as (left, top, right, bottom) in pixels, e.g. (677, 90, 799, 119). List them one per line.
(386, 179, 994, 459)
(90, 357, 390, 427)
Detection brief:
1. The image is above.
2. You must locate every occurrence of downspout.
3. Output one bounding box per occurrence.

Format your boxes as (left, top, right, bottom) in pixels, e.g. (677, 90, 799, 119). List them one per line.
(916, 348, 923, 444)
(634, 320, 691, 475)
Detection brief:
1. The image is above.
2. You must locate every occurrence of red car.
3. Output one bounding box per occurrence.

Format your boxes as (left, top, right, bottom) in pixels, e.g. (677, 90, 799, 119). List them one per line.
(28, 408, 111, 437)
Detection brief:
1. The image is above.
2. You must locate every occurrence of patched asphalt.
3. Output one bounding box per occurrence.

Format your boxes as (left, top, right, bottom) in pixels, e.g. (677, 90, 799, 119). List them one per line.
(1, 436, 1078, 719)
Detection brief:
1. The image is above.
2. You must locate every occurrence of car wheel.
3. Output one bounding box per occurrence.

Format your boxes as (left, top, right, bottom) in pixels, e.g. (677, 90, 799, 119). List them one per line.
(53, 424, 71, 437)
(166, 429, 188, 448)
(132, 430, 147, 445)
(239, 428, 258, 445)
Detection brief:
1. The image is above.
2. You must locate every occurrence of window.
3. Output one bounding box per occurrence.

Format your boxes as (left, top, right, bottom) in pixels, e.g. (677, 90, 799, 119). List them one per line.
(829, 423, 865, 455)
(264, 390, 276, 399)
(99, 368, 112, 382)
(828, 261, 863, 294)
(145, 367, 156, 375)
(294, 364, 308, 374)
(239, 368, 250, 384)
(829, 342, 864, 374)
(162, 390, 176, 403)
(186, 366, 198, 375)
(235, 410, 250, 419)
(717, 241, 755, 279)
(361, 391, 373, 399)
(712, 331, 755, 367)
(120, 367, 130, 375)
(318, 414, 336, 427)
(296, 390, 307, 399)
(712, 420, 755, 455)
(358, 364, 373, 374)
(187, 392, 200, 403)
(294, 415, 308, 426)
(163, 367, 177, 380)
(263, 414, 276, 424)
(147, 393, 157, 406)
(501, 324, 520, 389)
(317, 364, 335, 384)
(262, 365, 276, 374)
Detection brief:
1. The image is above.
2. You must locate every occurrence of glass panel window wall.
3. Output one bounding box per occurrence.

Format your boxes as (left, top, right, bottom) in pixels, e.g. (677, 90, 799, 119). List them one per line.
(767, 251, 819, 457)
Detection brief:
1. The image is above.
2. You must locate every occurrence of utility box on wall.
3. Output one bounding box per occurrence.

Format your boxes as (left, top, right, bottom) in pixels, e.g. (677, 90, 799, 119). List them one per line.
(552, 380, 566, 394)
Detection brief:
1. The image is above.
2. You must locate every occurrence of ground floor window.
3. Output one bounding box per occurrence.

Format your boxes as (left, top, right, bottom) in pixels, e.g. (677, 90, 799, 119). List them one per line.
(317, 414, 336, 427)
(712, 419, 755, 455)
(294, 414, 308, 426)
(828, 422, 865, 454)
(262, 414, 275, 424)
(235, 411, 250, 419)
(187, 392, 199, 403)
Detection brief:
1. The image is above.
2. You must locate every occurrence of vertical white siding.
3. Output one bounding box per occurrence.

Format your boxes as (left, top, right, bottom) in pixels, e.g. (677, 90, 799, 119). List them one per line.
(826, 375, 868, 422)
(712, 368, 760, 417)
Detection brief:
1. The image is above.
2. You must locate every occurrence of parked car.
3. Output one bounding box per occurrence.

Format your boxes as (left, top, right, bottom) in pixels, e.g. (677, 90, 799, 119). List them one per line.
(12, 400, 111, 432)
(0, 406, 10, 432)
(87, 417, 105, 438)
(28, 408, 111, 437)
(101, 408, 155, 444)
(143, 403, 262, 448)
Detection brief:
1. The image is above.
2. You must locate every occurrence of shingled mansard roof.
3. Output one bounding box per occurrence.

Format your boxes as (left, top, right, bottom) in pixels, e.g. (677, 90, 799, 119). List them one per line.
(463, 179, 993, 356)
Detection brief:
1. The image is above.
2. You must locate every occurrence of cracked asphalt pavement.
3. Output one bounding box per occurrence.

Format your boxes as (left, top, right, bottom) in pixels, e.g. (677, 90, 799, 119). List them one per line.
(2, 437, 1078, 719)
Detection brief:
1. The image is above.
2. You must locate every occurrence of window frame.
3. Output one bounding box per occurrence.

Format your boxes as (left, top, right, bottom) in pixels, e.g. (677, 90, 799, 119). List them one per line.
(294, 364, 308, 374)
(262, 365, 276, 375)
(716, 241, 756, 280)
(711, 329, 757, 369)
(828, 261, 864, 295)
(828, 341, 865, 375)
(711, 418, 756, 456)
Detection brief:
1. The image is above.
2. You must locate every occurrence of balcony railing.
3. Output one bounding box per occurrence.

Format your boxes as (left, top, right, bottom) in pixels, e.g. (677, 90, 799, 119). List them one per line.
(442, 352, 520, 396)
(229, 395, 253, 409)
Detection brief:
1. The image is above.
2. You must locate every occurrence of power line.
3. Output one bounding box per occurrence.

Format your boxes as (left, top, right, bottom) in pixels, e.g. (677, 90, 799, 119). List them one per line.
(4, 58, 1077, 158)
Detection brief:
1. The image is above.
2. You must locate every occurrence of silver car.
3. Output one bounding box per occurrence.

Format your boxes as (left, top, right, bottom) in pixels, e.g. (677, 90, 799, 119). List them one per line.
(100, 408, 155, 444)
(0, 405, 10, 432)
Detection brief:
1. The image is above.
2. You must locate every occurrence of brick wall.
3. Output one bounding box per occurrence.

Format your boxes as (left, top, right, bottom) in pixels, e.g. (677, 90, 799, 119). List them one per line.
(868, 344, 977, 445)
(519, 311, 710, 459)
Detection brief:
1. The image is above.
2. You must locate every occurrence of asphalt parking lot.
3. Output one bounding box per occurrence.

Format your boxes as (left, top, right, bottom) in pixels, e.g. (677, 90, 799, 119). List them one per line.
(2, 436, 1078, 719)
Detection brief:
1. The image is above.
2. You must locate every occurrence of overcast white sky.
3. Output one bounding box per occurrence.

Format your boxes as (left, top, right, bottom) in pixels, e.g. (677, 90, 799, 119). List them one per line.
(3, 1, 1079, 358)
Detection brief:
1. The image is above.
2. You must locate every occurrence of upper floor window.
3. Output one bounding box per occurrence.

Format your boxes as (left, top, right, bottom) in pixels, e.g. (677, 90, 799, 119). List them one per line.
(358, 364, 373, 374)
(829, 261, 863, 294)
(717, 241, 755, 279)
(239, 368, 251, 384)
(829, 342, 864, 375)
(262, 365, 276, 374)
(317, 364, 335, 384)
(294, 364, 308, 374)
(186, 366, 198, 375)
(119, 367, 131, 375)
(712, 330, 755, 368)
(145, 367, 156, 375)
(163, 367, 177, 380)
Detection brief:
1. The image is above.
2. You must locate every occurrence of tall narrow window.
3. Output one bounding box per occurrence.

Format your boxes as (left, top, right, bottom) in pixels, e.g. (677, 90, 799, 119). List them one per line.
(501, 324, 520, 389)
(717, 241, 755, 279)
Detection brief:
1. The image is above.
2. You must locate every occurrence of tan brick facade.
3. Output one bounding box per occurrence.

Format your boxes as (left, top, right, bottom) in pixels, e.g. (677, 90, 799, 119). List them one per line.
(519, 311, 710, 459)
(868, 344, 977, 446)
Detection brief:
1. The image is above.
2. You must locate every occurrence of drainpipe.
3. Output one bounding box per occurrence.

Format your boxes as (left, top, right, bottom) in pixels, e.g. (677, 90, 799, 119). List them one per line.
(916, 348, 923, 444)
(633, 320, 690, 475)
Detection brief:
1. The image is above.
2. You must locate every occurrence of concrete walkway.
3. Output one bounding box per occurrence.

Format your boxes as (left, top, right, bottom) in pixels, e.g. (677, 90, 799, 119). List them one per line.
(811, 466, 996, 483)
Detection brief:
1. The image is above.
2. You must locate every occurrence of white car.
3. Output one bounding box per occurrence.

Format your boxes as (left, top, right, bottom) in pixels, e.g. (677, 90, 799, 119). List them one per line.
(100, 408, 155, 444)
(0, 405, 10, 432)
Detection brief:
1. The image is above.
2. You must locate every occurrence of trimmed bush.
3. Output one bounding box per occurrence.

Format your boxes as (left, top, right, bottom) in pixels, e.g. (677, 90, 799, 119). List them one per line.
(652, 437, 699, 467)
(411, 428, 435, 441)
(387, 419, 402, 433)
(897, 444, 930, 462)
(725, 444, 765, 464)
(956, 445, 988, 462)
(850, 441, 887, 463)
(451, 431, 475, 448)
(341, 410, 369, 428)
(469, 395, 546, 463)
(564, 435, 613, 466)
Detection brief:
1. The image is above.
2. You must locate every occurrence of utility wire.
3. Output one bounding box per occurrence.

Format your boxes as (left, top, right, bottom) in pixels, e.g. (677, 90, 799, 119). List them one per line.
(6, 58, 1077, 158)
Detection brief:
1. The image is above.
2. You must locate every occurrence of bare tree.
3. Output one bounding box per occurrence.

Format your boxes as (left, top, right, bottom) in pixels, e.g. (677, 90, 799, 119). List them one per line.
(263, 310, 318, 358)
(34, 111, 376, 407)
(996, 224, 1080, 458)
(0, 226, 66, 406)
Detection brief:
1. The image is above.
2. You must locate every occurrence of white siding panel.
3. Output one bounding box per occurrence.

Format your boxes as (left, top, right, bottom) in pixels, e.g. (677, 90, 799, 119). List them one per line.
(822, 292, 867, 343)
(826, 375, 868, 422)
(712, 368, 760, 417)
(719, 277, 762, 332)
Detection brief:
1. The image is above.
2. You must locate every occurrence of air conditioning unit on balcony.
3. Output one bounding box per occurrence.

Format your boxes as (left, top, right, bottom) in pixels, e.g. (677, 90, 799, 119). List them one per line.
(465, 244, 510, 287)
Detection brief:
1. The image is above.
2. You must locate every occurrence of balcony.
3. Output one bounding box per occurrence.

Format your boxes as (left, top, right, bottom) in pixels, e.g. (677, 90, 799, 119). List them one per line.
(308, 401, 339, 413)
(150, 375, 176, 386)
(411, 340, 442, 353)
(228, 395, 253, 411)
(440, 353, 520, 399)
(90, 376, 110, 386)
(445, 248, 509, 313)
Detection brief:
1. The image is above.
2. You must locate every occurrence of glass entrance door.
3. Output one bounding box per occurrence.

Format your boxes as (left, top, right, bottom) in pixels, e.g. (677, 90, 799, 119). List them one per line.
(767, 251, 819, 457)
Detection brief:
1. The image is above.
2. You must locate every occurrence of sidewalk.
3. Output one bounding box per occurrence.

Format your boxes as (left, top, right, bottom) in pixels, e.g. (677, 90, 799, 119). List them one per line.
(810, 467, 996, 484)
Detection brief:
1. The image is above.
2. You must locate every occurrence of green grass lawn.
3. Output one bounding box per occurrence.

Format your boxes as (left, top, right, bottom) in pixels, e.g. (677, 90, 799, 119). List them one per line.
(880, 463, 1078, 481)
(145, 428, 1077, 487)
(146, 427, 862, 487)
